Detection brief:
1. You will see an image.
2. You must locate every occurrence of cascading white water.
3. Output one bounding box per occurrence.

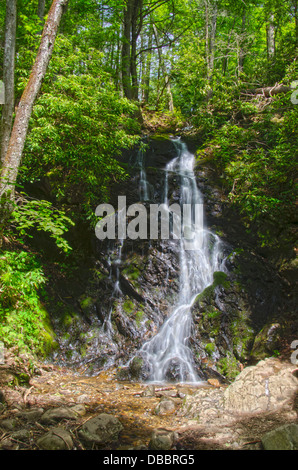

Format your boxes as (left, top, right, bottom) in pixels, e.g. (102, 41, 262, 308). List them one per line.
(138, 139, 226, 383)
(136, 147, 150, 201)
(101, 238, 124, 336)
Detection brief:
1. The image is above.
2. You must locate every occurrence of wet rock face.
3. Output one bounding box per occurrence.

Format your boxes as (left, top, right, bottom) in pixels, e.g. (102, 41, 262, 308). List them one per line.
(190, 246, 287, 381)
(49, 136, 292, 381)
(51, 138, 184, 374)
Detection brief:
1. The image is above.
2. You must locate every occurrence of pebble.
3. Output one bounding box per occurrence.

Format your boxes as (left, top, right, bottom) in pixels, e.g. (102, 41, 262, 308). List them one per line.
(155, 399, 176, 415)
(149, 428, 177, 450)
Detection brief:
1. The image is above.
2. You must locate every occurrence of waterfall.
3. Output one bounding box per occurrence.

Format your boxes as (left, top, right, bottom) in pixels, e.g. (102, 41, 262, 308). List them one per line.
(137, 139, 226, 383)
(136, 146, 150, 201)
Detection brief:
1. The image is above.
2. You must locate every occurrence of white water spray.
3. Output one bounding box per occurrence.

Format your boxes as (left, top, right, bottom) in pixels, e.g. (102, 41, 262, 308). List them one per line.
(138, 139, 226, 383)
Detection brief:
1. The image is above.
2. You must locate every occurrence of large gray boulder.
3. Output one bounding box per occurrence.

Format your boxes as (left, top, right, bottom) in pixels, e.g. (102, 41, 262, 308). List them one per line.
(223, 358, 298, 414)
(78, 413, 123, 446)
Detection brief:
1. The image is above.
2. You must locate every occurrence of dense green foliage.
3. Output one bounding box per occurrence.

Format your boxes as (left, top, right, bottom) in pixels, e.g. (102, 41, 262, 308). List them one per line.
(0, 250, 54, 354)
(21, 37, 140, 221)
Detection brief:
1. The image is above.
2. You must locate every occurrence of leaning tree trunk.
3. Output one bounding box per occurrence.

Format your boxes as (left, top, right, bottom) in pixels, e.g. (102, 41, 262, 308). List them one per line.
(0, 0, 68, 199)
(0, 0, 17, 165)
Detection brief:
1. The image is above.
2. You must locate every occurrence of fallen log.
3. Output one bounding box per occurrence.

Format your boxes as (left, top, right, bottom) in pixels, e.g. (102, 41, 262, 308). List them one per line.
(243, 83, 291, 98)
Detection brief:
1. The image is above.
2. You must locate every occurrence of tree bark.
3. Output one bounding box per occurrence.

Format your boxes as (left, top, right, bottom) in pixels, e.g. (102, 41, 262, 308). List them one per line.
(0, 0, 17, 165)
(205, 0, 217, 82)
(0, 0, 69, 199)
(153, 24, 174, 112)
(141, 23, 153, 103)
(222, 18, 235, 76)
(266, 12, 275, 60)
(238, 10, 246, 76)
(243, 84, 291, 97)
(130, 0, 143, 101)
(122, 0, 133, 99)
(204, 0, 210, 80)
(38, 0, 46, 20)
(293, 0, 298, 46)
(209, 0, 217, 75)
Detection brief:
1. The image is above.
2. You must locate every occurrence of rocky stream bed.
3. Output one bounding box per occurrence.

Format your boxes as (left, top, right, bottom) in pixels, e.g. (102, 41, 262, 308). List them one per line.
(0, 349, 297, 451)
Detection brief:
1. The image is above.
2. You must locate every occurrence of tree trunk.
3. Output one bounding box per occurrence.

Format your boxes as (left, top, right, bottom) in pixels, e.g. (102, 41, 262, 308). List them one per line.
(243, 84, 291, 97)
(209, 1, 217, 75)
(205, 0, 217, 84)
(122, 0, 133, 99)
(0, 0, 68, 199)
(153, 24, 174, 112)
(142, 23, 153, 104)
(130, 0, 143, 101)
(37, 0, 46, 20)
(294, 0, 298, 46)
(238, 10, 246, 76)
(0, 0, 17, 165)
(266, 12, 275, 60)
(204, 0, 210, 80)
(222, 18, 235, 76)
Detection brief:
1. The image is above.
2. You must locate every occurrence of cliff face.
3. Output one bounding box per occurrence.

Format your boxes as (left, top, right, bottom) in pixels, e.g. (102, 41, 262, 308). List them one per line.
(44, 136, 295, 381)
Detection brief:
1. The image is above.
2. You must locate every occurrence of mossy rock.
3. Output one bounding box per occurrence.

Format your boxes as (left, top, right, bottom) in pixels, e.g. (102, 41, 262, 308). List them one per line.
(205, 342, 216, 356)
(79, 296, 95, 312)
(39, 306, 59, 356)
(150, 134, 172, 142)
(122, 297, 135, 315)
(250, 323, 282, 361)
(135, 310, 144, 326)
(213, 271, 230, 288)
(122, 265, 141, 282)
(217, 352, 240, 380)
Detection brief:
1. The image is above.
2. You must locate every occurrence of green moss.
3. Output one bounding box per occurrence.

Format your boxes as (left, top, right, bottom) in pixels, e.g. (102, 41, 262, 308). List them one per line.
(122, 264, 140, 281)
(59, 310, 79, 328)
(79, 296, 94, 310)
(129, 356, 143, 378)
(205, 343, 216, 356)
(213, 271, 230, 288)
(34, 305, 59, 356)
(135, 310, 144, 327)
(122, 298, 135, 315)
(80, 344, 87, 357)
(207, 309, 221, 319)
(150, 134, 171, 141)
(217, 353, 240, 380)
(94, 269, 107, 281)
(195, 284, 214, 304)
